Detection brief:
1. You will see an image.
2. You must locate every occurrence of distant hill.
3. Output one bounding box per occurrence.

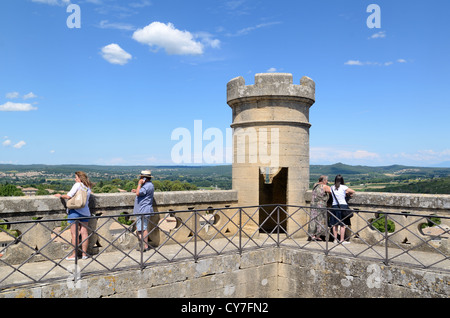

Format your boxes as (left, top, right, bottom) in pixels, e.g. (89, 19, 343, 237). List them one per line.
(430, 161, 450, 168)
(310, 162, 450, 178)
(1, 162, 449, 176)
(309, 163, 450, 194)
(1, 162, 450, 179)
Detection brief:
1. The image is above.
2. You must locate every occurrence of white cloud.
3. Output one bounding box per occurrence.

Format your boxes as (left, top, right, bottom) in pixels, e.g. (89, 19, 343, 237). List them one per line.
(31, 0, 71, 6)
(99, 20, 136, 31)
(23, 92, 38, 100)
(311, 147, 450, 166)
(101, 43, 132, 65)
(129, 0, 152, 8)
(225, 0, 247, 11)
(194, 32, 221, 49)
(6, 92, 20, 99)
(345, 59, 407, 67)
(5, 92, 39, 100)
(344, 60, 364, 66)
(227, 22, 281, 37)
(267, 67, 277, 73)
(311, 147, 380, 164)
(2, 140, 11, 147)
(13, 141, 26, 149)
(0, 102, 38, 112)
(132, 22, 205, 55)
(351, 150, 381, 160)
(369, 31, 386, 39)
(390, 149, 450, 165)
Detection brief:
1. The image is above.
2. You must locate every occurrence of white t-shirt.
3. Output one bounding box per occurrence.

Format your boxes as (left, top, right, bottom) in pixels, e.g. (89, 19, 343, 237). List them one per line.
(331, 185, 348, 206)
(67, 182, 91, 216)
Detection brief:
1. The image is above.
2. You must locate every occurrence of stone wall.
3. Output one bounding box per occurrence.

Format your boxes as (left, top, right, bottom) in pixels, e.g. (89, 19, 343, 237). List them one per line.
(279, 247, 449, 298)
(1, 247, 447, 298)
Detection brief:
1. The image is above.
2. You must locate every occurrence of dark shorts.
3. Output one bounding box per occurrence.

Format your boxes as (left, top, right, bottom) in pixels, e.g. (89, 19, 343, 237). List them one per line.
(329, 205, 351, 226)
(67, 210, 90, 224)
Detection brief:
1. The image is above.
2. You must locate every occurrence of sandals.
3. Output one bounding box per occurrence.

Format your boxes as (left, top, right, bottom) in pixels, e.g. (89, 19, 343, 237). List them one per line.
(65, 255, 89, 261)
(135, 247, 150, 252)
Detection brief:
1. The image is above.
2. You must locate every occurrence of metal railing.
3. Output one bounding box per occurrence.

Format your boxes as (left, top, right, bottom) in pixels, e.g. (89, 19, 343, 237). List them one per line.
(0, 205, 449, 290)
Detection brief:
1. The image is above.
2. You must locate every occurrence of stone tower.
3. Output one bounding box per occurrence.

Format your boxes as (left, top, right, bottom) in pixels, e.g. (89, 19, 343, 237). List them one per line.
(227, 73, 315, 234)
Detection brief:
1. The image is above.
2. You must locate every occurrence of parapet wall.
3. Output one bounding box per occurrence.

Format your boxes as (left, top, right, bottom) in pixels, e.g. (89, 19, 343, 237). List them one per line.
(0, 190, 238, 218)
(305, 191, 450, 214)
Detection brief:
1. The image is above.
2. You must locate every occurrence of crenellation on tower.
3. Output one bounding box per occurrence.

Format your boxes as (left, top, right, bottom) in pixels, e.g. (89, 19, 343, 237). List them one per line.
(227, 73, 315, 104)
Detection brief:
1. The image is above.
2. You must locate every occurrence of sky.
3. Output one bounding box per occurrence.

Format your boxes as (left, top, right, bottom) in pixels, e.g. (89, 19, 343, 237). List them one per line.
(0, 0, 449, 167)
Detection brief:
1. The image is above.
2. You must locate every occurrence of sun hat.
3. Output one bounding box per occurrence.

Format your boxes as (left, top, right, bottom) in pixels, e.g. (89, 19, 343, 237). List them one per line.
(139, 170, 152, 178)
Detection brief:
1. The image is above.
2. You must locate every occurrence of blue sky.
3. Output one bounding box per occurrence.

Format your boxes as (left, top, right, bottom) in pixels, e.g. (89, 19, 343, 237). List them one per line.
(0, 0, 449, 167)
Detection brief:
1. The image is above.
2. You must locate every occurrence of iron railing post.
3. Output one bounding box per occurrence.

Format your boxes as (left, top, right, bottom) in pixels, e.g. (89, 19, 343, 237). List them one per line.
(140, 214, 144, 271)
(239, 208, 242, 255)
(194, 210, 198, 263)
(325, 208, 329, 255)
(74, 219, 79, 285)
(384, 212, 389, 266)
(277, 205, 280, 248)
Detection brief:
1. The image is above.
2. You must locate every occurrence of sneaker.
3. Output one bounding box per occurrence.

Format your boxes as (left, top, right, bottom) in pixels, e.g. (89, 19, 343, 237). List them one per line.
(342, 241, 350, 245)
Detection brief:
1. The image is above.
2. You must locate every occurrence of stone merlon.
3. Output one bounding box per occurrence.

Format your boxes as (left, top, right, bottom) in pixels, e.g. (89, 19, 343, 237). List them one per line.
(227, 73, 315, 104)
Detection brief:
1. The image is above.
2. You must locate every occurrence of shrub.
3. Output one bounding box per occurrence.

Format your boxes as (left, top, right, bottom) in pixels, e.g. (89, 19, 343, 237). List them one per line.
(371, 215, 395, 233)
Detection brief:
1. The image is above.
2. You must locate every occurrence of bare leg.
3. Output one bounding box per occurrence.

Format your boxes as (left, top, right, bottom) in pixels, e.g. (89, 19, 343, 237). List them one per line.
(69, 223, 78, 258)
(69, 222, 89, 258)
(137, 230, 149, 250)
(339, 226, 346, 243)
(79, 223, 89, 257)
(332, 225, 338, 242)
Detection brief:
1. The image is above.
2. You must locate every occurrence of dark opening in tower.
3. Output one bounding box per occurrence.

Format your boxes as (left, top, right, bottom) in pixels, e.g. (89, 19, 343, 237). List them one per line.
(259, 167, 288, 233)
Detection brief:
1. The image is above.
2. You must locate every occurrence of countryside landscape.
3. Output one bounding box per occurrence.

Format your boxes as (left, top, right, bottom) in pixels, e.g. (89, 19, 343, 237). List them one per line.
(0, 163, 449, 196)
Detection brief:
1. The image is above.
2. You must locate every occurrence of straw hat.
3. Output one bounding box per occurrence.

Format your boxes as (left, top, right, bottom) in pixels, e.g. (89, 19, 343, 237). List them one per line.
(139, 170, 152, 178)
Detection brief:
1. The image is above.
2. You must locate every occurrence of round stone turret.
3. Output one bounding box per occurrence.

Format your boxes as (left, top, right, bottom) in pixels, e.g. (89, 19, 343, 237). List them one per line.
(227, 73, 315, 234)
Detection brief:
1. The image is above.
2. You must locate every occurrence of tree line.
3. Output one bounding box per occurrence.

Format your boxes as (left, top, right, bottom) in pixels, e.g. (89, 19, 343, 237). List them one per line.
(0, 179, 198, 197)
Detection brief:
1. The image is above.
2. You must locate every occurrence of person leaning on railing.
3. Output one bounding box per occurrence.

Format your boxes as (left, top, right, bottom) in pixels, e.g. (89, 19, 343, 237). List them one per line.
(54, 171, 92, 260)
(329, 174, 355, 244)
(131, 170, 155, 252)
(309, 175, 331, 241)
